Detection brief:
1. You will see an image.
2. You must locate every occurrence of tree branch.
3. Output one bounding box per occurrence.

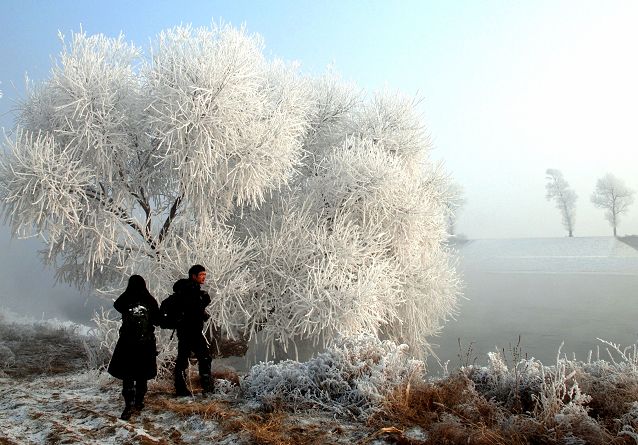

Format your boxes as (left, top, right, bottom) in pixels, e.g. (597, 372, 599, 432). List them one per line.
(116, 169, 154, 238)
(84, 186, 157, 250)
(158, 194, 183, 246)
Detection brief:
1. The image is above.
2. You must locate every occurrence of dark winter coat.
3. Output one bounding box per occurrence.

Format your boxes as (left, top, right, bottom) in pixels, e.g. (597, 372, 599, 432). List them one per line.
(107, 290, 160, 380)
(171, 278, 211, 335)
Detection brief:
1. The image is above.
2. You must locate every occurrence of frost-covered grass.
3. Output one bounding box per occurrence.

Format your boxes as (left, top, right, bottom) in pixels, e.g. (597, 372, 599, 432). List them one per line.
(4, 310, 638, 444)
(0, 308, 105, 378)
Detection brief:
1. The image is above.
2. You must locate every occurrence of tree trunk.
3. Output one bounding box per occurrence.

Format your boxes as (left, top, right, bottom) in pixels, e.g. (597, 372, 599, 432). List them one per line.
(206, 325, 249, 358)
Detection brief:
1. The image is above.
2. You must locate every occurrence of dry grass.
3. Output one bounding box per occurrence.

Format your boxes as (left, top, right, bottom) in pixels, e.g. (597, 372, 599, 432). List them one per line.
(148, 397, 338, 445)
(150, 398, 234, 421)
(366, 369, 638, 445)
(213, 368, 241, 387)
(369, 362, 638, 445)
(0, 319, 99, 377)
(575, 366, 638, 428)
(369, 373, 516, 444)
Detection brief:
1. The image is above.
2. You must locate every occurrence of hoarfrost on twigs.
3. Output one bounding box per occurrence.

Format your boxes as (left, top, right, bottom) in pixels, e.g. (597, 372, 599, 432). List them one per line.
(0, 22, 459, 358)
(243, 335, 424, 419)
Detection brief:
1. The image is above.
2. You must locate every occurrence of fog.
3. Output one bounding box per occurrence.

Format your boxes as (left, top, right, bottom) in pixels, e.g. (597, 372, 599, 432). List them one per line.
(0, 230, 104, 323)
(436, 237, 638, 367)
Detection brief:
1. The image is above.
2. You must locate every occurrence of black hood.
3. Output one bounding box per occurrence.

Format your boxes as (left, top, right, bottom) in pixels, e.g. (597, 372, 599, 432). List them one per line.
(172, 278, 196, 293)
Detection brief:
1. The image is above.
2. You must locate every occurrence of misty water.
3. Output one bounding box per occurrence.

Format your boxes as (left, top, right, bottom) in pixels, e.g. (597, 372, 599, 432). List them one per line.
(3, 230, 638, 371)
(436, 236, 638, 369)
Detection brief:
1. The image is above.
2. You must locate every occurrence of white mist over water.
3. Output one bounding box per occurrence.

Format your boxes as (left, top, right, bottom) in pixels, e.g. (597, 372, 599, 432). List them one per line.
(437, 237, 638, 368)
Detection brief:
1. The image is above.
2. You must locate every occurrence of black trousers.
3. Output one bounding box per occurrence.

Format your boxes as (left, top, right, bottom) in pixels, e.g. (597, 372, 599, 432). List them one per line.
(122, 378, 147, 405)
(174, 330, 212, 389)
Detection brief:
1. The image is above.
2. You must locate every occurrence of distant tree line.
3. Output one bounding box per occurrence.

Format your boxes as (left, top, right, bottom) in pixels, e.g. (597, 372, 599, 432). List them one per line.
(545, 169, 635, 237)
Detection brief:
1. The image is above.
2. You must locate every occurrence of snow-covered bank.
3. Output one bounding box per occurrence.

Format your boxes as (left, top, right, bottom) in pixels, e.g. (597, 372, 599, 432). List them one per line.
(458, 236, 638, 274)
(0, 307, 101, 379)
(0, 306, 94, 336)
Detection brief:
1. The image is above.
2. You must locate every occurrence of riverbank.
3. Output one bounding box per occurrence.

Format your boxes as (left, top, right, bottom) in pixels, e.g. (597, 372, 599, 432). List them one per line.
(2, 313, 638, 444)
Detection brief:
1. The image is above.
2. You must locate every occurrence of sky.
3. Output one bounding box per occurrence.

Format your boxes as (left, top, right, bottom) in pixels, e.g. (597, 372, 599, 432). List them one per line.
(1, 1, 638, 317)
(2, 0, 638, 241)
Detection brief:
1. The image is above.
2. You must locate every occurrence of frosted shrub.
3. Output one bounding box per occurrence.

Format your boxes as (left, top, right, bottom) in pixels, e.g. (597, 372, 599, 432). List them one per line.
(532, 356, 591, 424)
(243, 335, 425, 418)
(465, 350, 544, 412)
(574, 340, 638, 424)
(618, 402, 638, 442)
(91, 307, 120, 360)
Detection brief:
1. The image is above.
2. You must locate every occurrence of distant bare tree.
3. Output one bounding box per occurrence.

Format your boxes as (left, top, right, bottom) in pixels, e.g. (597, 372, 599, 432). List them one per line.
(591, 173, 635, 237)
(545, 169, 577, 237)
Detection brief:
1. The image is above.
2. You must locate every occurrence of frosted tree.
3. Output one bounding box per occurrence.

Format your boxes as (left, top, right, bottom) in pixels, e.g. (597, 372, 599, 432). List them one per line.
(442, 181, 465, 236)
(591, 173, 635, 237)
(545, 169, 577, 237)
(0, 23, 459, 358)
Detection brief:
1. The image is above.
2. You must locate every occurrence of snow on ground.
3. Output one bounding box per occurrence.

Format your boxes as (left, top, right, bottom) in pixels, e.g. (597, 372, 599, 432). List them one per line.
(0, 311, 411, 444)
(1, 371, 264, 444)
(0, 364, 383, 445)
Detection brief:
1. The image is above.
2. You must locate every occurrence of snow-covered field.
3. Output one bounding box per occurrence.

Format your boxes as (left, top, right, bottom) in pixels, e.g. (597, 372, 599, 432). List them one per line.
(459, 236, 638, 274)
(438, 236, 638, 367)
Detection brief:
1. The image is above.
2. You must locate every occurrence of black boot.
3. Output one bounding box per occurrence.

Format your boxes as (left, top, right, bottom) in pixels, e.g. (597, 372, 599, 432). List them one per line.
(121, 381, 135, 420)
(198, 356, 213, 397)
(200, 373, 213, 397)
(120, 405, 134, 421)
(134, 380, 147, 411)
(175, 369, 191, 397)
(134, 400, 145, 410)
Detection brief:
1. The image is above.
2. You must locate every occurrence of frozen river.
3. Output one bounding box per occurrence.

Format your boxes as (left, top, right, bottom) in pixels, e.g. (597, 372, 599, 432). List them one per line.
(435, 236, 638, 369)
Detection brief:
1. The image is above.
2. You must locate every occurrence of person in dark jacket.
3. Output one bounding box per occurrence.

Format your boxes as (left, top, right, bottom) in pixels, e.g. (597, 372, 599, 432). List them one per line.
(172, 264, 213, 397)
(107, 275, 159, 420)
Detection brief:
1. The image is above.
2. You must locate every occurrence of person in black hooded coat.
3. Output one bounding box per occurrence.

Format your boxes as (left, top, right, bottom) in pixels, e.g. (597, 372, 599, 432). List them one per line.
(107, 275, 159, 420)
(170, 264, 212, 397)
